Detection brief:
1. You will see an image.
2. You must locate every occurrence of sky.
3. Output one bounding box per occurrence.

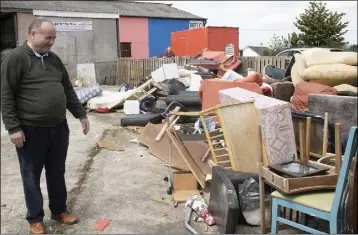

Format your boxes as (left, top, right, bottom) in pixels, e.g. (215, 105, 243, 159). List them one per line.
(154, 1, 358, 49)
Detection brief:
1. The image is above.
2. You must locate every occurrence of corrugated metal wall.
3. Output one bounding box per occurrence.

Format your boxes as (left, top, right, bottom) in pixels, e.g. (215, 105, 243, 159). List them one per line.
(148, 18, 189, 57)
(119, 17, 149, 59)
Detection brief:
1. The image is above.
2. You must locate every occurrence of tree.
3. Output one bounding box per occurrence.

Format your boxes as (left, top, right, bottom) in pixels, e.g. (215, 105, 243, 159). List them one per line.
(268, 34, 291, 55)
(293, 1, 349, 48)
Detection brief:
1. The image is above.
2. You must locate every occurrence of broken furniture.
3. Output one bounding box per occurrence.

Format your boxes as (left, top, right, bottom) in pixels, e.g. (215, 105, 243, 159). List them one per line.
(292, 111, 335, 159)
(219, 87, 298, 166)
(308, 94, 358, 153)
(347, 157, 357, 234)
(259, 117, 342, 233)
(166, 101, 261, 174)
(208, 166, 264, 233)
(270, 126, 357, 234)
(87, 78, 157, 110)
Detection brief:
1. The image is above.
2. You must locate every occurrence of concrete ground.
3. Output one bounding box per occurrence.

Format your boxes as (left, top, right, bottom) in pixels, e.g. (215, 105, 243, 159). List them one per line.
(1, 86, 302, 234)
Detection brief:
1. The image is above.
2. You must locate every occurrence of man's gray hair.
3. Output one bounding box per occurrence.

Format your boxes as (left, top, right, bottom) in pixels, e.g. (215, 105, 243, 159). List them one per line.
(28, 17, 54, 35)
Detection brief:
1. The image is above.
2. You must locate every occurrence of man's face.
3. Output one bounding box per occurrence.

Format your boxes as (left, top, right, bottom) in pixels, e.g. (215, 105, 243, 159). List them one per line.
(30, 22, 57, 54)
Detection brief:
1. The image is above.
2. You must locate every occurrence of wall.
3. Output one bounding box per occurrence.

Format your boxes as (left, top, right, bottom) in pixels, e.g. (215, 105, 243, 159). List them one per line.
(16, 12, 36, 45)
(148, 18, 189, 57)
(207, 27, 239, 55)
(17, 13, 118, 85)
(119, 17, 148, 59)
(242, 47, 259, 57)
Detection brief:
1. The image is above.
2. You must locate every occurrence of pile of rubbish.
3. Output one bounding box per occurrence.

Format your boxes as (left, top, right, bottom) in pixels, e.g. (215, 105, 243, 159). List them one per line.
(74, 47, 357, 234)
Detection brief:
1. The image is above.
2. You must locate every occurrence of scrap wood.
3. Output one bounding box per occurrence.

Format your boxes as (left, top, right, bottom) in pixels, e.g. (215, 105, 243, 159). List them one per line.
(108, 79, 153, 109)
(97, 140, 124, 151)
(166, 129, 206, 188)
(201, 148, 211, 162)
(155, 106, 181, 142)
(93, 219, 111, 231)
(151, 197, 171, 205)
(163, 164, 186, 172)
(138, 123, 212, 174)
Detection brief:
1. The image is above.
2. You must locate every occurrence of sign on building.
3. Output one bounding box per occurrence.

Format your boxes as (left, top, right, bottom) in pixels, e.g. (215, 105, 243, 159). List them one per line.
(53, 21, 93, 31)
(225, 44, 234, 56)
(189, 20, 204, 30)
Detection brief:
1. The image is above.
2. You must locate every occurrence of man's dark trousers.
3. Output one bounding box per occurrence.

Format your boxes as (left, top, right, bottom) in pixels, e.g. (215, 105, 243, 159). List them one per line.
(16, 119, 70, 224)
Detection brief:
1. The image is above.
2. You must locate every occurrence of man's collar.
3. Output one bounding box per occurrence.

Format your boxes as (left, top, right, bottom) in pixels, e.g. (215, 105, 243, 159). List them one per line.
(23, 40, 49, 57)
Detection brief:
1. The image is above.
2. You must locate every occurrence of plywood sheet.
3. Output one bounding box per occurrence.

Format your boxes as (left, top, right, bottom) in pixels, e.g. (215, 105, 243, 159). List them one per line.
(219, 87, 297, 165)
(137, 123, 212, 175)
(219, 102, 260, 173)
(167, 129, 206, 188)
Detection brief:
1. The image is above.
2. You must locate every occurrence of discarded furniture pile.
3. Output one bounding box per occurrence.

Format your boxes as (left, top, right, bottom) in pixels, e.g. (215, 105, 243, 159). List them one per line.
(74, 48, 357, 234)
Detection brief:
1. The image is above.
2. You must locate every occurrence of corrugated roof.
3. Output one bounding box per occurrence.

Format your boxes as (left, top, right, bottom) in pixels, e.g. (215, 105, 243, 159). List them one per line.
(0, 1, 206, 20)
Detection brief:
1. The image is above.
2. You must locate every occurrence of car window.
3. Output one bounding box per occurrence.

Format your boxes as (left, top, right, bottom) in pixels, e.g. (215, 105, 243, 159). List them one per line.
(277, 51, 291, 57)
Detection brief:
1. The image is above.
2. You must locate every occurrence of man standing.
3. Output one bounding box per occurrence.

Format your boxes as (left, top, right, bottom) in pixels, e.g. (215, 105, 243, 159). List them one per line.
(1, 17, 89, 234)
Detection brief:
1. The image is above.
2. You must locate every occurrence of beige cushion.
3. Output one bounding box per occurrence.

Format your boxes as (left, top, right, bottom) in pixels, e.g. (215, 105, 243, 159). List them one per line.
(334, 84, 358, 94)
(302, 64, 358, 87)
(271, 190, 335, 212)
(302, 49, 358, 67)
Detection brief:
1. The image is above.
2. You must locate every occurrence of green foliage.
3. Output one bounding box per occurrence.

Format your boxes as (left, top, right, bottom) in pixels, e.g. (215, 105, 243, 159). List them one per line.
(268, 34, 291, 55)
(293, 1, 349, 47)
(343, 44, 358, 52)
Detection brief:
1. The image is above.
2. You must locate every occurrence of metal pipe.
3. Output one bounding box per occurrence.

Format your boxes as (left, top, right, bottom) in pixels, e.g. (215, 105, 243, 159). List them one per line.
(184, 207, 198, 234)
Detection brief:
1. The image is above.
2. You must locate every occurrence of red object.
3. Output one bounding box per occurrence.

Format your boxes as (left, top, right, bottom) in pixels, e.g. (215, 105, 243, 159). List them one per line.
(242, 72, 263, 86)
(290, 81, 338, 111)
(93, 219, 111, 231)
(95, 108, 111, 113)
(199, 79, 263, 111)
(189, 50, 241, 77)
(171, 27, 239, 57)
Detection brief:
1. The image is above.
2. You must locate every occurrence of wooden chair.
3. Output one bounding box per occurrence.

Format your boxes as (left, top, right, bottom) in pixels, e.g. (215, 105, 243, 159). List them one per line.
(270, 126, 357, 234)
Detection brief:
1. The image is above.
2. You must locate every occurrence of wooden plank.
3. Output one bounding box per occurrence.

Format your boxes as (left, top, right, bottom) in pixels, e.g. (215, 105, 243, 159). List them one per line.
(137, 123, 212, 174)
(218, 101, 260, 173)
(166, 129, 206, 188)
(335, 123, 342, 173)
(304, 117, 311, 163)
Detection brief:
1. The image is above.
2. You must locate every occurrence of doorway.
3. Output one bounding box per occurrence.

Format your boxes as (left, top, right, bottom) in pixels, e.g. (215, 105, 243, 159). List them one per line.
(1, 12, 17, 58)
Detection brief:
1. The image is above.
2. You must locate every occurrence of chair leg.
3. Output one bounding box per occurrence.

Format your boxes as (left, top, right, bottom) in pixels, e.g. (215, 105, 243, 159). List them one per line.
(329, 218, 338, 234)
(299, 213, 307, 225)
(271, 198, 280, 234)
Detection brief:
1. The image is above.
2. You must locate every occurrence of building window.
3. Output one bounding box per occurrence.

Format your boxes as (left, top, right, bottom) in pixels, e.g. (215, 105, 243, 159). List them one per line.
(120, 42, 132, 58)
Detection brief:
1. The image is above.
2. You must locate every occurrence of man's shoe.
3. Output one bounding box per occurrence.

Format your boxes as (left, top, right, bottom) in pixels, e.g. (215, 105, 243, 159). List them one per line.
(51, 212, 79, 225)
(30, 222, 46, 234)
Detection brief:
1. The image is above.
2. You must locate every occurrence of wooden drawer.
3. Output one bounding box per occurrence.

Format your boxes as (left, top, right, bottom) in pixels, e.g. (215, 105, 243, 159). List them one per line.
(260, 162, 338, 194)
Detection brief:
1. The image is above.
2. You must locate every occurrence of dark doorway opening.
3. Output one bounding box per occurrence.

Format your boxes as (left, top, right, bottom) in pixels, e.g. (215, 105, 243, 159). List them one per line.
(1, 12, 17, 58)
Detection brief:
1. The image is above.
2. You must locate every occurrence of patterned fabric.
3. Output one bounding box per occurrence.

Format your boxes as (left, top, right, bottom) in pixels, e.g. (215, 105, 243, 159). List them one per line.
(219, 87, 297, 165)
(75, 85, 102, 104)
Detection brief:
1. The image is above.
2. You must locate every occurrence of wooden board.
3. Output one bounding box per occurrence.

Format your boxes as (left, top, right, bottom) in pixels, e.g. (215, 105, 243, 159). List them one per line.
(218, 101, 260, 173)
(167, 129, 206, 188)
(137, 123, 212, 174)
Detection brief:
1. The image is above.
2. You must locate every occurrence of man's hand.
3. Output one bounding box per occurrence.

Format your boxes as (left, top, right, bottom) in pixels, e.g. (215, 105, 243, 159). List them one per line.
(10, 130, 26, 148)
(80, 118, 90, 135)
